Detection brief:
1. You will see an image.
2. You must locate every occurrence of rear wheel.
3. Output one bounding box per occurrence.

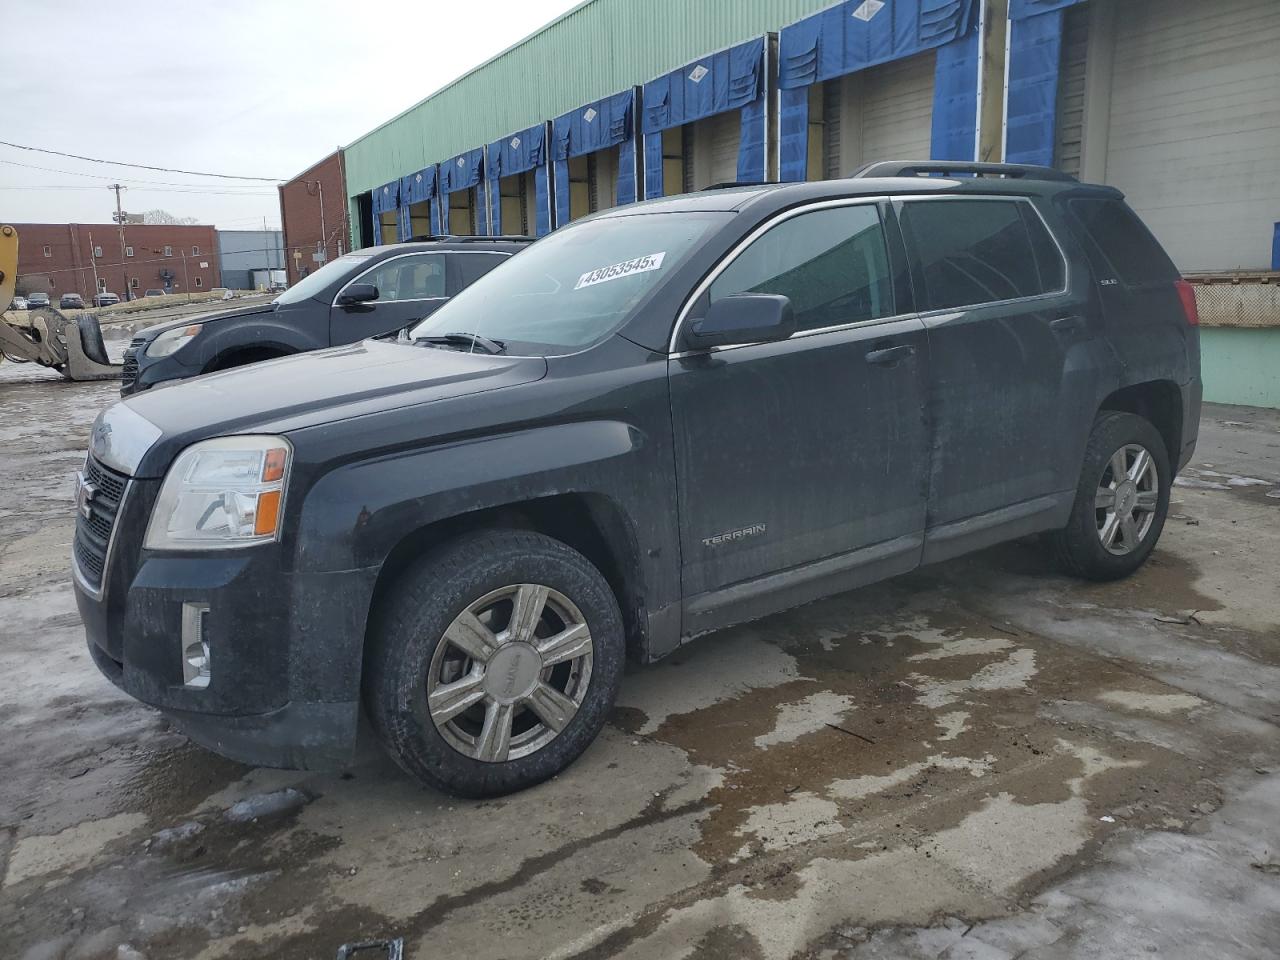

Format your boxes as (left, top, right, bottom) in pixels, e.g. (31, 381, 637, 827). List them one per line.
(364, 530, 624, 797)
(1049, 411, 1171, 581)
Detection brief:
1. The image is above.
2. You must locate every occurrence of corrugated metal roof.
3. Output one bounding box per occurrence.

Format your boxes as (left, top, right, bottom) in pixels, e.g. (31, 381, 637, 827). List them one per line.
(343, 0, 839, 197)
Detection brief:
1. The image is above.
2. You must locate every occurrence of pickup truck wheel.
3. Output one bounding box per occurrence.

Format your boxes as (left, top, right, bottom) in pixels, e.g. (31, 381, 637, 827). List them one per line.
(364, 530, 624, 797)
(1049, 411, 1171, 581)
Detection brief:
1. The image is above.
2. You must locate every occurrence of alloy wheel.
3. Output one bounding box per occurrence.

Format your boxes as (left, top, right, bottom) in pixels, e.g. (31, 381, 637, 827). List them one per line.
(1094, 443, 1160, 556)
(425, 583, 594, 762)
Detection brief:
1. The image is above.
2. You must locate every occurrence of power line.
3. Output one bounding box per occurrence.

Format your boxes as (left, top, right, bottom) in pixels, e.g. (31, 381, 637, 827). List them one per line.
(0, 140, 283, 182)
(0, 184, 277, 196)
(0, 158, 274, 189)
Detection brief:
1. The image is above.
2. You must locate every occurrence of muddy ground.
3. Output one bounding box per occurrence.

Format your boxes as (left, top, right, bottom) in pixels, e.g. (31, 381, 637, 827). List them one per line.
(1, 350, 1278, 960)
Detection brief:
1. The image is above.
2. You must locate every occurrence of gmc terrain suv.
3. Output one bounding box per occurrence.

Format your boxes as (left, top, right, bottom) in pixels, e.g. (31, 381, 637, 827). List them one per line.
(75, 162, 1200, 797)
(120, 237, 532, 395)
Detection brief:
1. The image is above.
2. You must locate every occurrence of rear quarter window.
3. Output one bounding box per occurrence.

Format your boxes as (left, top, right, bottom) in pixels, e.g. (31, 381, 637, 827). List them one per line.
(899, 198, 1066, 311)
(1066, 198, 1178, 287)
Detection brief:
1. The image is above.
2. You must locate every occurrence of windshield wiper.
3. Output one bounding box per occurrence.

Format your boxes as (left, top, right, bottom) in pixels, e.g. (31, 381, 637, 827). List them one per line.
(413, 332, 506, 355)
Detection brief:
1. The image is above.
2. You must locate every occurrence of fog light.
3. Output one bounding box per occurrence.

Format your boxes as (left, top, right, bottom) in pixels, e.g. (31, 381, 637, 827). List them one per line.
(181, 602, 211, 689)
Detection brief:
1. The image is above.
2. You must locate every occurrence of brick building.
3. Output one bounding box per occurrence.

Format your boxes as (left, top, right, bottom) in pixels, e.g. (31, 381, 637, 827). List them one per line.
(279, 151, 348, 285)
(14, 223, 220, 301)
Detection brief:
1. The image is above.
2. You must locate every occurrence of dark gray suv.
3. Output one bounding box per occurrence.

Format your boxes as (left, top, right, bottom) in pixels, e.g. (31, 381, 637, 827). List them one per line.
(76, 162, 1199, 797)
(120, 237, 532, 394)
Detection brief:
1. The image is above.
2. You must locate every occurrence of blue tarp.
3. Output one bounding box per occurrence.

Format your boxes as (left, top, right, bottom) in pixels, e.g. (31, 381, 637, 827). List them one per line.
(1005, 11, 1063, 166)
(642, 37, 767, 197)
(778, 0, 977, 90)
(641, 37, 764, 134)
(1005, 0, 1085, 167)
(930, 25, 980, 162)
(552, 90, 637, 229)
(402, 166, 437, 203)
(1009, 0, 1080, 18)
(552, 90, 634, 161)
(440, 147, 484, 195)
(485, 123, 554, 237)
(371, 180, 399, 215)
(776, 0, 981, 180)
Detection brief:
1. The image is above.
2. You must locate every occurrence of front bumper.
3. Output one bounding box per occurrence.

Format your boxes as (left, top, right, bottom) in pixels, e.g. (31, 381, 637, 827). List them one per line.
(76, 497, 380, 769)
(120, 343, 202, 396)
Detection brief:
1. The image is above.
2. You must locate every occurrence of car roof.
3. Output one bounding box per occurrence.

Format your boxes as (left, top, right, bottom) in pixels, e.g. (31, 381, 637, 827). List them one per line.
(588, 162, 1121, 224)
(362, 237, 534, 256)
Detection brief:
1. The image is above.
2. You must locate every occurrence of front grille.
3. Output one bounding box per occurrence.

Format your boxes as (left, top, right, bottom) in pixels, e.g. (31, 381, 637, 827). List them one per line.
(74, 455, 130, 593)
(120, 338, 144, 389)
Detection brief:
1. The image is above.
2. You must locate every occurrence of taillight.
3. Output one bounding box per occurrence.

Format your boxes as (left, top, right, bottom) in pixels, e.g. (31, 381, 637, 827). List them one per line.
(1175, 279, 1200, 326)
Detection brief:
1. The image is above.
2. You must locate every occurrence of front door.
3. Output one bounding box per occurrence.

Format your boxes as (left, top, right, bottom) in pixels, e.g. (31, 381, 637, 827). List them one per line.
(895, 196, 1095, 545)
(669, 202, 931, 621)
(330, 252, 448, 344)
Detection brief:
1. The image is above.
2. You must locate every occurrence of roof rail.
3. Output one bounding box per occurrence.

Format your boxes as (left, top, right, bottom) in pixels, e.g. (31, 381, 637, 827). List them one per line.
(849, 161, 1078, 183)
(700, 181, 766, 191)
(405, 234, 536, 243)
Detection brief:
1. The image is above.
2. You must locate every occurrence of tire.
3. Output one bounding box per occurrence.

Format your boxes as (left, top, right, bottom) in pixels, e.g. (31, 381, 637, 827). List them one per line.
(1049, 410, 1171, 581)
(363, 530, 625, 797)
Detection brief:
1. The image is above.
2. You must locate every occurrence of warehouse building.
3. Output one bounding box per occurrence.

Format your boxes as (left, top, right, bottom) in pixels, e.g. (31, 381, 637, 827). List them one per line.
(288, 0, 1280, 406)
(215, 229, 285, 291)
(279, 151, 349, 285)
(13, 222, 220, 301)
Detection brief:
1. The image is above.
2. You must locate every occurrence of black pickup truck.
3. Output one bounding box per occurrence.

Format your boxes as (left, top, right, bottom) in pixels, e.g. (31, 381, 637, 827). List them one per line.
(75, 162, 1200, 797)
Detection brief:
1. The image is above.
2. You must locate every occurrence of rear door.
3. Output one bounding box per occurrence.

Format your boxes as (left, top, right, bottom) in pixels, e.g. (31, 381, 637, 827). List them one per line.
(896, 195, 1096, 557)
(669, 201, 930, 624)
(329, 252, 448, 344)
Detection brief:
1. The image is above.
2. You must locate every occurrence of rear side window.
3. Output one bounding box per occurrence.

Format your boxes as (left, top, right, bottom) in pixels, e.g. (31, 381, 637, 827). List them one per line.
(455, 252, 508, 288)
(1067, 198, 1177, 287)
(901, 199, 1065, 311)
(709, 204, 894, 332)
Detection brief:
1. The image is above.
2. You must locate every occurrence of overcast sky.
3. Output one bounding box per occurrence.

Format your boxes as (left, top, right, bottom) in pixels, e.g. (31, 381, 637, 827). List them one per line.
(0, 0, 580, 231)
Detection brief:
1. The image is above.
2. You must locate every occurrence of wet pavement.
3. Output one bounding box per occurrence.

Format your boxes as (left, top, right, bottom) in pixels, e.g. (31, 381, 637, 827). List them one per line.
(1, 354, 1278, 960)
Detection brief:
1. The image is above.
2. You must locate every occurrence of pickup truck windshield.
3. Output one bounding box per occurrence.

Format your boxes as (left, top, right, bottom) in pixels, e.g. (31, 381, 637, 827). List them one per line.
(409, 212, 726, 354)
(275, 253, 371, 305)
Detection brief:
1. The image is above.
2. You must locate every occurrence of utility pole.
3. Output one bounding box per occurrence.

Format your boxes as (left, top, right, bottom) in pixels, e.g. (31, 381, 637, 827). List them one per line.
(316, 180, 326, 266)
(181, 249, 191, 303)
(87, 230, 101, 299)
(109, 184, 129, 299)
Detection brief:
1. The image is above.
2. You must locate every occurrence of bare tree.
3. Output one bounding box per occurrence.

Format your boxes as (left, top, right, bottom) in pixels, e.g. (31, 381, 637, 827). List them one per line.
(141, 209, 199, 225)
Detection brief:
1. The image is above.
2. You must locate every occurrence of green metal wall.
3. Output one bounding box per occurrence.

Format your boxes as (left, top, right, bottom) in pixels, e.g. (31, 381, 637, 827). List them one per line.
(343, 0, 836, 205)
(1200, 328, 1280, 409)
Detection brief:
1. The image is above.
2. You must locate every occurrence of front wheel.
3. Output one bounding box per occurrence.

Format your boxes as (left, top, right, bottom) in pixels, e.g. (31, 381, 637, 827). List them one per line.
(364, 530, 625, 797)
(1048, 411, 1171, 581)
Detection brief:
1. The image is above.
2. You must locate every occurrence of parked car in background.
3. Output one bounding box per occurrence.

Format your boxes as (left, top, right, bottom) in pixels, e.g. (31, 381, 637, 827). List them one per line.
(77, 163, 1200, 797)
(59, 293, 85, 310)
(26, 292, 50, 309)
(93, 292, 120, 307)
(143, 289, 167, 298)
(119, 237, 532, 395)
(9, 296, 27, 310)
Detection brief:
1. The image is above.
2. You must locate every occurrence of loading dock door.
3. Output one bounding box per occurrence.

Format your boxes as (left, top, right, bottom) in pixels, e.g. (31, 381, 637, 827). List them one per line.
(1098, 0, 1280, 270)
(448, 190, 475, 235)
(552, 90, 638, 229)
(486, 123, 552, 236)
(439, 148, 486, 237)
(800, 51, 936, 177)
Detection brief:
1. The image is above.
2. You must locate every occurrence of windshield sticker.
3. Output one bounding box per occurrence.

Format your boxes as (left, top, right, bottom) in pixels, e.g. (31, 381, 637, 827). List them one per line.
(575, 252, 666, 290)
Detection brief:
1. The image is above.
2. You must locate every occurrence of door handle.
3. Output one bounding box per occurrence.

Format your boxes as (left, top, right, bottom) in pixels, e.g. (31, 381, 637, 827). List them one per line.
(865, 344, 915, 366)
(1050, 315, 1083, 333)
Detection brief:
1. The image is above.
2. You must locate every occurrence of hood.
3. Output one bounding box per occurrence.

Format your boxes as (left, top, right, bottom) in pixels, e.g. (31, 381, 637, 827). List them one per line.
(139, 302, 277, 339)
(117, 339, 548, 477)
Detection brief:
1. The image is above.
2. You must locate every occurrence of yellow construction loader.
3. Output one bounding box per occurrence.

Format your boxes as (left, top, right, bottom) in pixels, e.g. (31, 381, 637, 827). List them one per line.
(0, 224, 121, 380)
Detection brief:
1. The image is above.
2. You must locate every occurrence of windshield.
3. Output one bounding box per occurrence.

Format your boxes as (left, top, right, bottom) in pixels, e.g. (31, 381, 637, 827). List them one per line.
(275, 252, 372, 305)
(410, 212, 725, 354)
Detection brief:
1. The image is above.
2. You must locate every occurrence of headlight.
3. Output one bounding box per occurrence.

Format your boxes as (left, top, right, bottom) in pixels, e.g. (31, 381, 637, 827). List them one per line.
(146, 323, 203, 357)
(144, 436, 291, 550)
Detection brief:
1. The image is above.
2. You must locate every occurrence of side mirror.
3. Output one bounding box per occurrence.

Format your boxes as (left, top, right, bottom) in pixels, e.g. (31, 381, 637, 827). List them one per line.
(337, 282, 379, 306)
(686, 293, 795, 349)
